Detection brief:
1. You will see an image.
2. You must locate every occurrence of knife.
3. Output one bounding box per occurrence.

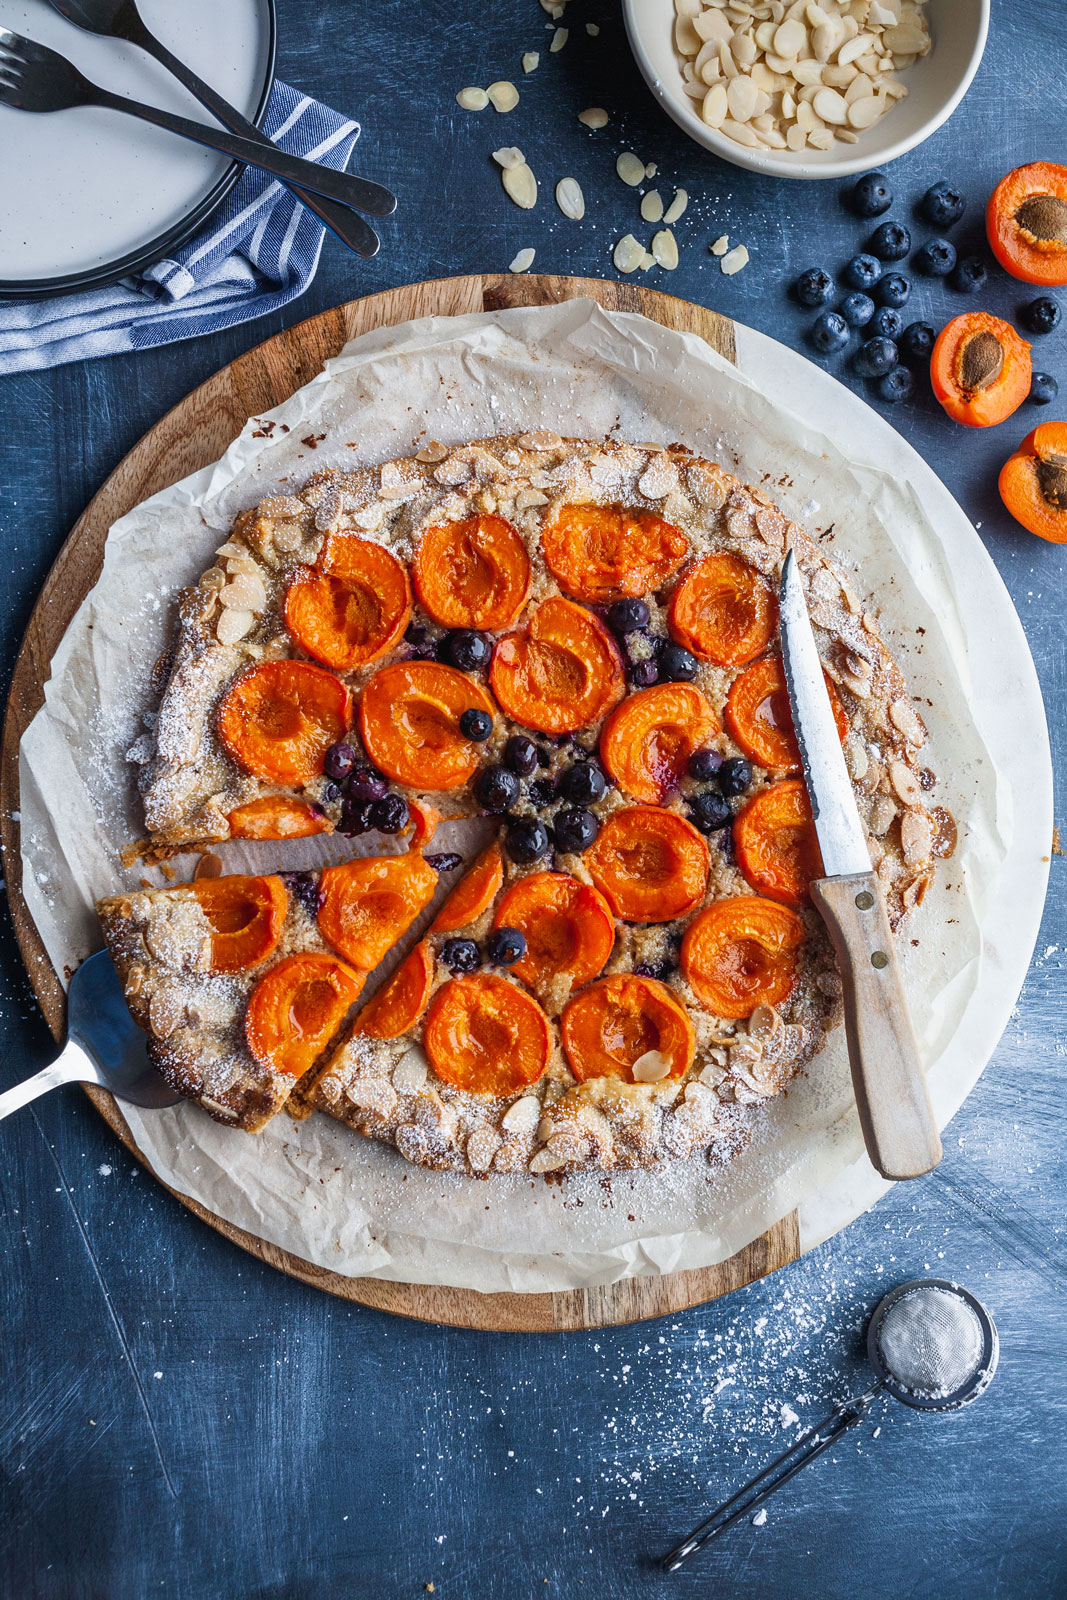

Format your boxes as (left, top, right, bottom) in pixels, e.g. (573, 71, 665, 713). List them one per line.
(778, 549, 941, 1181)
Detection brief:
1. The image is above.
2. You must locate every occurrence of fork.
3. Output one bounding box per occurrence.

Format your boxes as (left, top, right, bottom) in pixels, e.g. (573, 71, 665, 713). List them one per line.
(43, 0, 392, 258)
(0, 29, 392, 256)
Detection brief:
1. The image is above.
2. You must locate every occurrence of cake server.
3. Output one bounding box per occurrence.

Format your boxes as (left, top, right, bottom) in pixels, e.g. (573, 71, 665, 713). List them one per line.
(778, 548, 941, 1180)
(0, 950, 180, 1123)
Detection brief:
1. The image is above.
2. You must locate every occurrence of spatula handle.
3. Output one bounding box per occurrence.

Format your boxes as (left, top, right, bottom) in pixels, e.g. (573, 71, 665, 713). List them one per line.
(811, 871, 941, 1180)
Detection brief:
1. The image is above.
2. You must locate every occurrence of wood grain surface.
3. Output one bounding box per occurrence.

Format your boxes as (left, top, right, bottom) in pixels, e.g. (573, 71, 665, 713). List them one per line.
(0, 272, 797, 1332)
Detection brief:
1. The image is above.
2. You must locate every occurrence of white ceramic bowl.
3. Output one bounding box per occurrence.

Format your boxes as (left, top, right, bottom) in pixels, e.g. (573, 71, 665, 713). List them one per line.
(622, 0, 989, 180)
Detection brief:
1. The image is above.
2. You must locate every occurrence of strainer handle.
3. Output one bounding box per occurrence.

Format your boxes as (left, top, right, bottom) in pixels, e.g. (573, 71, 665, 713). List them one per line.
(661, 1384, 883, 1572)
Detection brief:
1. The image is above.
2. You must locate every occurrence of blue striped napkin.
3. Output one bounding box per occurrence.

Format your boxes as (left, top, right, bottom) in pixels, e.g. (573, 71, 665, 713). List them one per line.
(0, 81, 360, 375)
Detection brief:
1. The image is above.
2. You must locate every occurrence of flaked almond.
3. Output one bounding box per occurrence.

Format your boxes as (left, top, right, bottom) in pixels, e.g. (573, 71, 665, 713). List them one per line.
(149, 989, 184, 1040)
(502, 161, 538, 209)
(487, 80, 519, 112)
(578, 106, 608, 128)
(509, 247, 536, 273)
(194, 852, 222, 880)
(199, 566, 227, 591)
(492, 145, 525, 169)
(466, 1127, 501, 1171)
(215, 607, 255, 645)
(555, 177, 585, 219)
(889, 698, 926, 745)
(720, 243, 750, 275)
(519, 428, 563, 449)
(616, 151, 646, 187)
(529, 1147, 569, 1173)
(536, 1115, 554, 1143)
(456, 87, 488, 110)
(748, 1004, 781, 1040)
(415, 440, 448, 464)
(889, 759, 924, 806)
(523, 50, 540, 72)
(502, 1096, 542, 1133)
(652, 228, 679, 269)
(392, 1053, 428, 1092)
(272, 523, 305, 553)
(641, 190, 665, 223)
(631, 1049, 672, 1083)
(663, 188, 688, 225)
(348, 1079, 398, 1119)
(710, 234, 730, 256)
(613, 233, 644, 273)
(869, 793, 897, 836)
(900, 809, 933, 867)
(550, 26, 568, 51)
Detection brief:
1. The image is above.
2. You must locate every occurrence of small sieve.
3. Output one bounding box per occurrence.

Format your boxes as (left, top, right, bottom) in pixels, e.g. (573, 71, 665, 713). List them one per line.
(663, 1277, 999, 1572)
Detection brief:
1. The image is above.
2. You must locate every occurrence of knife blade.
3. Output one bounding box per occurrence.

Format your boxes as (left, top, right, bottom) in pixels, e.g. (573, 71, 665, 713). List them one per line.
(778, 549, 870, 877)
(778, 547, 941, 1181)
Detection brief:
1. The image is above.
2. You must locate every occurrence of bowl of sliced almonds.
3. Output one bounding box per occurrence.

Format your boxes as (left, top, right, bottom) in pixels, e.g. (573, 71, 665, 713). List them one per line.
(623, 0, 988, 179)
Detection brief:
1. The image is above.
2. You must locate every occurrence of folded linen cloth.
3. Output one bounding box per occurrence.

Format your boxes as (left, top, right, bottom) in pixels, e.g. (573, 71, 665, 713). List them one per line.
(0, 80, 360, 376)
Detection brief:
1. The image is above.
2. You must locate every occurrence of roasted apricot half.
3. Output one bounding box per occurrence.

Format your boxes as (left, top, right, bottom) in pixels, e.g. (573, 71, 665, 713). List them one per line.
(930, 314, 1032, 429)
(406, 797, 441, 849)
(217, 660, 350, 787)
(600, 683, 717, 802)
(284, 535, 412, 672)
(490, 596, 624, 734)
(999, 421, 1067, 543)
(681, 895, 805, 1019)
(359, 662, 496, 790)
(227, 796, 330, 840)
(585, 806, 708, 923)
(542, 503, 688, 603)
(246, 952, 364, 1078)
(318, 853, 437, 970)
(431, 843, 504, 932)
(413, 514, 531, 630)
(493, 872, 615, 995)
(561, 974, 695, 1085)
(668, 552, 777, 666)
(987, 162, 1067, 286)
(424, 974, 552, 1096)
(725, 654, 848, 773)
(190, 874, 288, 973)
(352, 940, 435, 1039)
(734, 779, 823, 907)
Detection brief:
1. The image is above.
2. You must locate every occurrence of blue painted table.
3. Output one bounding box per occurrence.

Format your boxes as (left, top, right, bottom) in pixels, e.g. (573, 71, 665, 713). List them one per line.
(1, 1, 1064, 1595)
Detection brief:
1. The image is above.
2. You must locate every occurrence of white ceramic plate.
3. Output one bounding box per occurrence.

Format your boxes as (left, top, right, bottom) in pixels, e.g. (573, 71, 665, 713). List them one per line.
(0, 0, 274, 295)
(623, 0, 989, 180)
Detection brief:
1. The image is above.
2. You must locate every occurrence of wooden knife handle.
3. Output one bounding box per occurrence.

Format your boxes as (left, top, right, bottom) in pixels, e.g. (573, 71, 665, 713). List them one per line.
(811, 871, 942, 1181)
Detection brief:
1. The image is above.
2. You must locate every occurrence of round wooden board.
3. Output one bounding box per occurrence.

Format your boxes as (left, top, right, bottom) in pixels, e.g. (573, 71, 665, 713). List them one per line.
(0, 274, 800, 1330)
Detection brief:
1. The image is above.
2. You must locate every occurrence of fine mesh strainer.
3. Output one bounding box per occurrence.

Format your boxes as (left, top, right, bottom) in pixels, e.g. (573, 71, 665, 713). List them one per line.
(663, 1278, 999, 1571)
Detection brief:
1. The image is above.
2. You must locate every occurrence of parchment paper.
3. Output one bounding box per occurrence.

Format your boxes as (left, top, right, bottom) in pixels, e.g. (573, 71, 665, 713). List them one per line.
(18, 300, 1008, 1292)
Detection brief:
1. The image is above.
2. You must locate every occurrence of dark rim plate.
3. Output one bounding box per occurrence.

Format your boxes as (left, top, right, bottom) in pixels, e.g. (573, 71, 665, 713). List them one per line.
(0, 0, 277, 302)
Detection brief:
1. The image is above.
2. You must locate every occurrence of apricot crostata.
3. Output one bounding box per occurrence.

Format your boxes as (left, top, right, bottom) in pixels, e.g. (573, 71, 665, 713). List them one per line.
(99, 434, 950, 1176)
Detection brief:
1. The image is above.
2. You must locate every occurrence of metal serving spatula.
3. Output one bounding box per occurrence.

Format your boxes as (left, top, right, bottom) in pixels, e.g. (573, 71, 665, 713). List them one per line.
(779, 549, 941, 1180)
(0, 950, 180, 1123)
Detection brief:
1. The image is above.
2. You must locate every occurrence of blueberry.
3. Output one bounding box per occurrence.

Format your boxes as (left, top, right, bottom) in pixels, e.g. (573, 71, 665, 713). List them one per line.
(900, 321, 936, 365)
(950, 256, 987, 294)
(841, 293, 876, 329)
(717, 756, 753, 797)
(688, 790, 732, 834)
(606, 598, 650, 634)
(810, 311, 849, 355)
(280, 872, 320, 919)
(1021, 296, 1061, 335)
(321, 781, 342, 805)
(629, 659, 659, 689)
(528, 776, 558, 808)
(659, 643, 698, 682)
(487, 927, 527, 966)
(634, 961, 673, 982)
(459, 707, 493, 741)
(875, 272, 910, 308)
(853, 336, 899, 378)
(559, 762, 607, 805)
(1030, 371, 1059, 405)
(324, 741, 358, 781)
(872, 306, 903, 341)
(347, 766, 388, 802)
(913, 237, 957, 277)
(504, 733, 538, 776)
(404, 621, 433, 649)
(688, 746, 723, 782)
(425, 851, 463, 872)
(474, 766, 520, 813)
(444, 629, 490, 671)
(794, 267, 836, 307)
(843, 253, 882, 292)
(920, 181, 965, 229)
(848, 172, 893, 219)
(869, 221, 911, 261)
(369, 793, 409, 834)
(443, 938, 481, 974)
(877, 366, 915, 404)
(505, 818, 550, 864)
(553, 807, 600, 853)
(338, 799, 372, 836)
